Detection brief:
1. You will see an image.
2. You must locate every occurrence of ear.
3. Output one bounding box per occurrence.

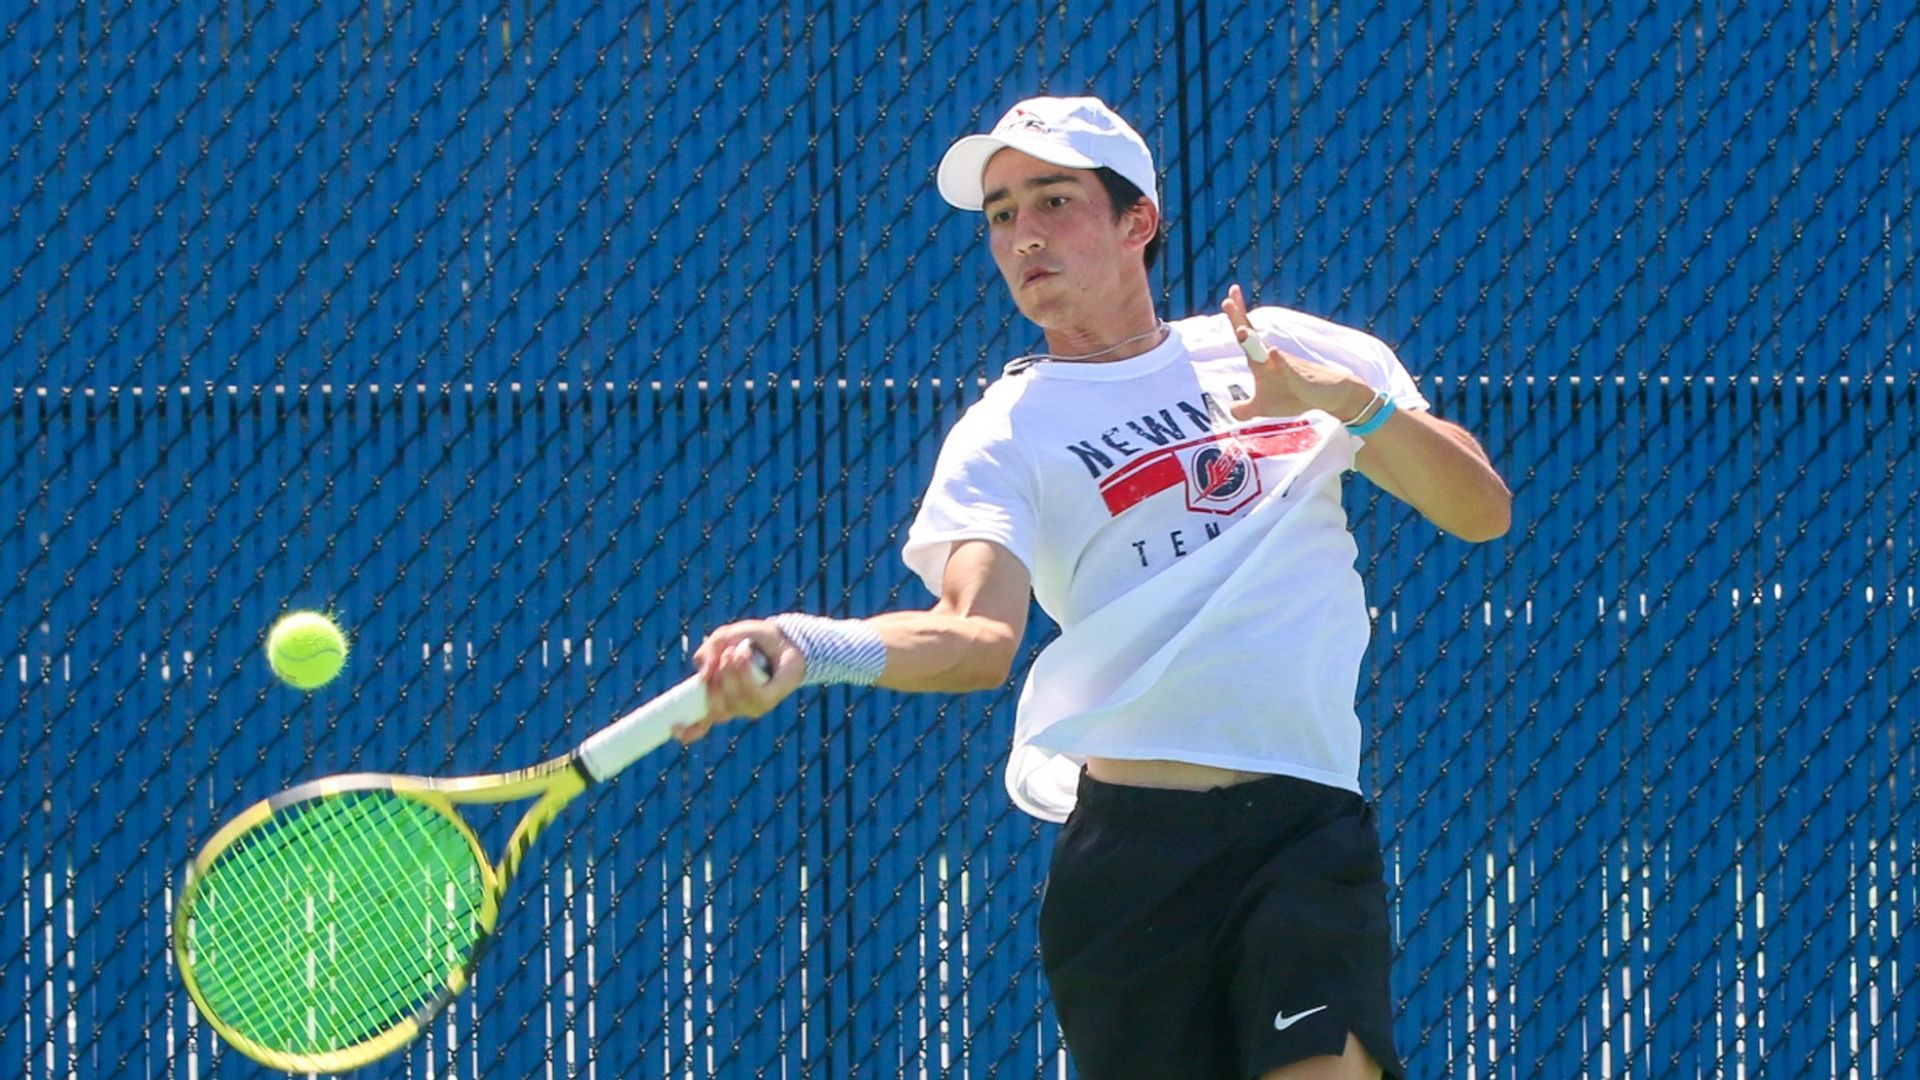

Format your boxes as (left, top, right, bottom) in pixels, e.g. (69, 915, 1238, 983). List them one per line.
(1121, 199, 1160, 254)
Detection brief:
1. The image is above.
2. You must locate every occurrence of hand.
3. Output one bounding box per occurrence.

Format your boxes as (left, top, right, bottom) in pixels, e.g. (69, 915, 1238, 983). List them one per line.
(1220, 284, 1373, 422)
(678, 620, 807, 745)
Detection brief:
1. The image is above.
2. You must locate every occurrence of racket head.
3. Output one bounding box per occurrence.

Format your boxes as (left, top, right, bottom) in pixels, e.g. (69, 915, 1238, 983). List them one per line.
(173, 776, 501, 1072)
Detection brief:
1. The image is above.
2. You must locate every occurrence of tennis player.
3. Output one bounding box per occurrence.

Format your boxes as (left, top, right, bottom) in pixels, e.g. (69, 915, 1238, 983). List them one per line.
(687, 95, 1511, 1079)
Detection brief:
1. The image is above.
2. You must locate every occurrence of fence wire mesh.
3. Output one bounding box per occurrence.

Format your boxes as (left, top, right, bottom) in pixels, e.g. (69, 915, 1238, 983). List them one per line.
(4, 377, 1914, 1077)
(2, 1, 1915, 1078)
(2, 2, 1911, 390)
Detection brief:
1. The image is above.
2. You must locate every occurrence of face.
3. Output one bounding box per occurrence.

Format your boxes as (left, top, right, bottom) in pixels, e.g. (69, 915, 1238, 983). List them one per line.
(979, 150, 1153, 331)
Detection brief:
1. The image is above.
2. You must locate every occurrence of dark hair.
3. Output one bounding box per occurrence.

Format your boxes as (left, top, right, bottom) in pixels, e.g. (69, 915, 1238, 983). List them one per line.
(1094, 167, 1166, 271)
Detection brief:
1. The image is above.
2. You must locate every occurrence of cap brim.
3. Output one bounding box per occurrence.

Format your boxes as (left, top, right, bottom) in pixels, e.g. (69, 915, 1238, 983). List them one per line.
(936, 133, 1103, 210)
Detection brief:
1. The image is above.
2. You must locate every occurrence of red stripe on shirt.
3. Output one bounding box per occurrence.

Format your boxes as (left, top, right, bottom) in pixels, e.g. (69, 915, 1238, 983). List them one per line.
(1097, 420, 1320, 516)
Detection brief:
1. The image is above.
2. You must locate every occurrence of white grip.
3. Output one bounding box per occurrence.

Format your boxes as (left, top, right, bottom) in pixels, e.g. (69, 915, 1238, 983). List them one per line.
(575, 673, 709, 782)
(575, 650, 771, 783)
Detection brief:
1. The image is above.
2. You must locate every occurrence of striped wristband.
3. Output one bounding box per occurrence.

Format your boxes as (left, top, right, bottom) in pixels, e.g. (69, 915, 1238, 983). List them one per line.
(770, 613, 887, 687)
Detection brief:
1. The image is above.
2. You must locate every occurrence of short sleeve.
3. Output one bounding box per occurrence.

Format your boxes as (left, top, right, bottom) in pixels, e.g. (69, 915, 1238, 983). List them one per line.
(901, 405, 1039, 597)
(1250, 307, 1430, 413)
(1367, 335, 1429, 413)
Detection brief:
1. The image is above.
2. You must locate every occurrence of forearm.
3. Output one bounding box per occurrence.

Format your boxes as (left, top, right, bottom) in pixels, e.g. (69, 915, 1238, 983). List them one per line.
(1350, 400, 1511, 542)
(864, 608, 1021, 693)
(1222, 295, 1510, 541)
(690, 540, 1029, 733)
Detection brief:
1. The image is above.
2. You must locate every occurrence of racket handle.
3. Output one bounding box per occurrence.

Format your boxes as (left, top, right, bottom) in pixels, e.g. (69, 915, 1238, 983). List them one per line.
(576, 649, 771, 782)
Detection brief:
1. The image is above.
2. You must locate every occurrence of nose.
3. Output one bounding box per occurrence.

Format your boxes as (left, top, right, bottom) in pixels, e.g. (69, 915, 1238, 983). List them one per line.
(1013, 218, 1046, 256)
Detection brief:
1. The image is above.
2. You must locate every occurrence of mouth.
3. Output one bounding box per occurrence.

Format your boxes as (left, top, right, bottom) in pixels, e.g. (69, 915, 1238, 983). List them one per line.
(1020, 268, 1057, 288)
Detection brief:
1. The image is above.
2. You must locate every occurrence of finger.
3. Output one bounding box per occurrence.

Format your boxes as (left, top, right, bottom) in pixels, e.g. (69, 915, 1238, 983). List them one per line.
(1221, 283, 1250, 329)
(1222, 288, 1276, 369)
(730, 638, 771, 683)
(710, 639, 775, 717)
(1236, 326, 1260, 363)
(674, 717, 714, 745)
(714, 638, 760, 686)
(691, 626, 732, 673)
(1236, 325, 1280, 370)
(713, 649, 753, 715)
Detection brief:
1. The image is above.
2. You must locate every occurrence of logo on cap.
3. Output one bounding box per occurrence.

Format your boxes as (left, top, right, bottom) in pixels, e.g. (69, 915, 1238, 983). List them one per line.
(1003, 109, 1051, 134)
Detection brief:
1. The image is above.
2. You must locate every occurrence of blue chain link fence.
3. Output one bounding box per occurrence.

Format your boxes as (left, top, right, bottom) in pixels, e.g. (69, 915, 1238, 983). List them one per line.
(3, 2, 1915, 1077)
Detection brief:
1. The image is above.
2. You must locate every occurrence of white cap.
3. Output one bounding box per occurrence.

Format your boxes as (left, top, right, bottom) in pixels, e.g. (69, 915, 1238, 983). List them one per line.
(937, 96, 1158, 212)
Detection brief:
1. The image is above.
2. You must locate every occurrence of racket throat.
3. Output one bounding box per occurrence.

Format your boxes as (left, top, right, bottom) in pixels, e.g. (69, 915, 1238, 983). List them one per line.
(493, 775, 585, 890)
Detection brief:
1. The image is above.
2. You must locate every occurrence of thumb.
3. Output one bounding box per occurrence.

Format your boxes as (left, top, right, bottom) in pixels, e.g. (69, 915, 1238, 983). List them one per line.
(1229, 398, 1260, 422)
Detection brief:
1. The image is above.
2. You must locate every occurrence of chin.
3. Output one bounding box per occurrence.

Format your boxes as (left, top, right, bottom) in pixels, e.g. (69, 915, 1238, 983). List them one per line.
(1004, 291, 1048, 326)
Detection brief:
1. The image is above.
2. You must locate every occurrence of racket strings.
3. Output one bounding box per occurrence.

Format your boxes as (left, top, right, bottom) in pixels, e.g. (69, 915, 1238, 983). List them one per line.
(182, 790, 489, 1055)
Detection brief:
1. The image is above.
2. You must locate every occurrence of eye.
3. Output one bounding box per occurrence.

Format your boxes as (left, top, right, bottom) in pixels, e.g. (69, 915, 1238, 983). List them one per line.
(987, 207, 1013, 225)
(1046, 195, 1070, 208)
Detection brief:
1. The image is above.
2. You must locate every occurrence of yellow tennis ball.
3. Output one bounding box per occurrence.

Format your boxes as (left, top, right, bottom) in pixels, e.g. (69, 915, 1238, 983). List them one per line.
(266, 611, 349, 690)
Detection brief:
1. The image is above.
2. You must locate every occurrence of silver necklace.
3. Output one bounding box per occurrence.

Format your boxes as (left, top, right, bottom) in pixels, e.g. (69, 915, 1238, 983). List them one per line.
(1005, 321, 1171, 374)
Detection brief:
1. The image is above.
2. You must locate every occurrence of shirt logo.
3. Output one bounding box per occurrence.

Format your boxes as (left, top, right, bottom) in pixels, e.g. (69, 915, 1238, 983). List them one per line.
(1185, 441, 1256, 512)
(1098, 420, 1319, 517)
(1273, 1005, 1329, 1031)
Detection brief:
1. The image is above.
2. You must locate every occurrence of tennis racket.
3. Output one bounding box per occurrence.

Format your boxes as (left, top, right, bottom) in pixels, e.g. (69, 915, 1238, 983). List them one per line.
(172, 654, 766, 1072)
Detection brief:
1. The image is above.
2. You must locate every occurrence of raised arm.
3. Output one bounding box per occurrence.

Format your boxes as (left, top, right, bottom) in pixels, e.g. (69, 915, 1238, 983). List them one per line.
(680, 539, 1032, 741)
(1222, 284, 1511, 543)
(1347, 407, 1511, 542)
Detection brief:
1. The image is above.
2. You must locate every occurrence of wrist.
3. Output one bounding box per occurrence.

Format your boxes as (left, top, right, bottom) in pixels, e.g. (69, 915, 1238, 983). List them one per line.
(1324, 381, 1377, 421)
(1345, 393, 1398, 436)
(768, 613, 886, 687)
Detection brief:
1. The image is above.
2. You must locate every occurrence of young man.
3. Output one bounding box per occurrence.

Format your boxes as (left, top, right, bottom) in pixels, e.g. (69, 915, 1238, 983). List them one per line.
(684, 96, 1511, 1079)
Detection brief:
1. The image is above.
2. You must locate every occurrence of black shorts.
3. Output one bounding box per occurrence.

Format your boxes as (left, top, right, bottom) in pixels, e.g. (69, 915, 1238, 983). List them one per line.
(1038, 771, 1404, 1080)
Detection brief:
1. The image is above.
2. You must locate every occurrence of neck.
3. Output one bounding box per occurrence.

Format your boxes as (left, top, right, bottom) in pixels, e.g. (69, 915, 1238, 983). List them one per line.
(1039, 299, 1164, 363)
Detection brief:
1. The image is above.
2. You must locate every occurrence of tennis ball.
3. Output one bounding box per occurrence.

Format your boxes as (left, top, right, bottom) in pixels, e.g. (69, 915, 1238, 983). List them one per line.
(266, 610, 349, 690)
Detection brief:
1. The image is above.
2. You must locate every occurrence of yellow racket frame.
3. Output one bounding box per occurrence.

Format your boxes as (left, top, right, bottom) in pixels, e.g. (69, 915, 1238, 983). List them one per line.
(173, 761, 587, 1073)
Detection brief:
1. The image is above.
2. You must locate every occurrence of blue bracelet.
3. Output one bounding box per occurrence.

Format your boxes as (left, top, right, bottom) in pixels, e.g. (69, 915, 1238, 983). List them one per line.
(1345, 394, 1398, 436)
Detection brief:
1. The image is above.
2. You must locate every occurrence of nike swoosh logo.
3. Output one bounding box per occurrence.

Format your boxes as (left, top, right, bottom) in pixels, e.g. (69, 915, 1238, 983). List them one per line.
(1273, 1005, 1329, 1031)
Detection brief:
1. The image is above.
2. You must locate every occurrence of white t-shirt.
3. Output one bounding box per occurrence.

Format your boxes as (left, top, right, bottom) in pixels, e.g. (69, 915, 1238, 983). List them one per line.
(902, 306, 1429, 822)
